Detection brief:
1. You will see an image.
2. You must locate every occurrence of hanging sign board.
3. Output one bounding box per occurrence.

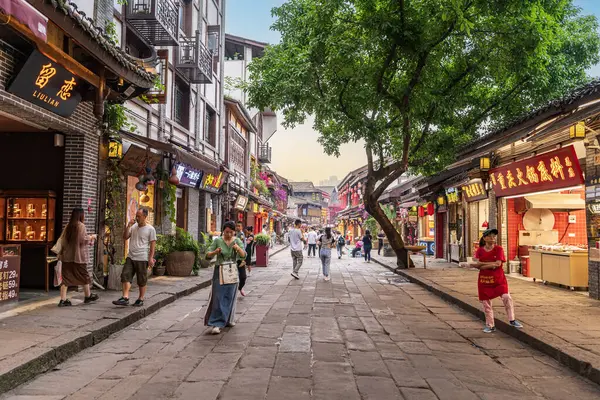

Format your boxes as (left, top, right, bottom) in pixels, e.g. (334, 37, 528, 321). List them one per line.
(445, 187, 459, 203)
(461, 179, 487, 202)
(489, 145, 584, 198)
(200, 170, 228, 194)
(173, 162, 203, 188)
(234, 195, 248, 210)
(7, 50, 82, 117)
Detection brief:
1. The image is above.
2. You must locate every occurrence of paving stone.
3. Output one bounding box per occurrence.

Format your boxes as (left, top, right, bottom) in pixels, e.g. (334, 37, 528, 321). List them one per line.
(337, 316, 364, 331)
(186, 352, 242, 382)
(385, 359, 428, 388)
(172, 381, 225, 400)
(356, 376, 402, 399)
(279, 331, 311, 352)
(497, 357, 564, 377)
(312, 361, 360, 400)
(343, 329, 376, 351)
(239, 346, 277, 369)
(311, 317, 344, 343)
(427, 378, 480, 400)
(255, 323, 285, 338)
(266, 376, 311, 400)
(129, 381, 179, 400)
(375, 341, 406, 359)
(400, 387, 441, 400)
(311, 342, 347, 362)
(348, 351, 390, 377)
(396, 341, 433, 355)
(219, 367, 272, 400)
(273, 352, 312, 378)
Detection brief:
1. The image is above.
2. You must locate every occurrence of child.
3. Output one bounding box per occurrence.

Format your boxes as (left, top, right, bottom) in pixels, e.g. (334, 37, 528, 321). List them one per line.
(473, 229, 523, 333)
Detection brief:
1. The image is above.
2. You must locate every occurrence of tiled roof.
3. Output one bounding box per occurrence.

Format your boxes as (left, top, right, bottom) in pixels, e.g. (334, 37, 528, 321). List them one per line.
(49, 0, 154, 83)
(291, 181, 318, 192)
(462, 79, 600, 156)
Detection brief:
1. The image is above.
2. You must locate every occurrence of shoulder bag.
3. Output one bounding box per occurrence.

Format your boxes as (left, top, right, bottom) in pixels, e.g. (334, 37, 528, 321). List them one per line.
(219, 242, 240, 285)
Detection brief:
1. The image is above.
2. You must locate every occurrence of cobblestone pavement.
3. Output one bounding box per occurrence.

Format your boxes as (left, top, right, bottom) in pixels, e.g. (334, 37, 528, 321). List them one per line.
(3, 252, 600, 400)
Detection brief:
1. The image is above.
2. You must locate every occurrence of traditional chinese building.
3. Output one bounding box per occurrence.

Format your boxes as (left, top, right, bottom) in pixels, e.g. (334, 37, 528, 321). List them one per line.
(0, 0, 158, 299)
(419, 80, 600, 300)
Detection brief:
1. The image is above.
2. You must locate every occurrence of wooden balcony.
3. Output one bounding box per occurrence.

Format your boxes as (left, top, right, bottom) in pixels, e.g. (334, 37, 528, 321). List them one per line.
(258, 144, 272, 164)
(176, 31, 213, 84)
(126, 0, 179, 47)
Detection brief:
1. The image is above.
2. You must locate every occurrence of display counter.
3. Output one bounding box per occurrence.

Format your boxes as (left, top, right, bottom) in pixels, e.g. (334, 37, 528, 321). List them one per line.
(528, 249, 588, 289)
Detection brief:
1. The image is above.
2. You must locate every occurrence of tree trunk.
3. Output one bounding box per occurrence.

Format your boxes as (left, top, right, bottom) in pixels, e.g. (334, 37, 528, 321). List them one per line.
(364, 193, 414, 269)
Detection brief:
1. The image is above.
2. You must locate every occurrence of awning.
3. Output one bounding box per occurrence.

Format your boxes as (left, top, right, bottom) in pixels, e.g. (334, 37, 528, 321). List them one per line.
(0, 0, 47, 41)
(525, 194, 584, 210)
(120, 144, 162, 174)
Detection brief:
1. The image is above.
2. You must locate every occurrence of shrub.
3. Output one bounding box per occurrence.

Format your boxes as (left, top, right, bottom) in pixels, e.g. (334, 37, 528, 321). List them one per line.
(255, 233, 271, 246)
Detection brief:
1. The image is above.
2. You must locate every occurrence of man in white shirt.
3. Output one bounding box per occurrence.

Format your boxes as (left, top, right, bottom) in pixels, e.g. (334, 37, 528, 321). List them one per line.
(113, 209, 156, 307)
(307, 228, 318, 257)
(288, 219, 306, 279)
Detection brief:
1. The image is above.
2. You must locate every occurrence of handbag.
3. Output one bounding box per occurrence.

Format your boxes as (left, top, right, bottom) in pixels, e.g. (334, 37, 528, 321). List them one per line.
(53, 261, 62, 287)
(219, 245, 239, 285)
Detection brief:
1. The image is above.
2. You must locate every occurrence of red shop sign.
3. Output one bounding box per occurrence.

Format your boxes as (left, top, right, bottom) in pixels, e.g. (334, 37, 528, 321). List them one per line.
(489, 145, 584, 198)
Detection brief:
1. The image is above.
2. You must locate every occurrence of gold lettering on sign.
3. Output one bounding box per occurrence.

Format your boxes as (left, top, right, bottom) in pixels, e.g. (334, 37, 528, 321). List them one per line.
(537, 160, 553, 182)
(516, 168, 529, 186)
(549, 156, 565, 180)
(564, 157, 576, 178)
(526, 165, 539, 184)
(506, 170, 517, 188)
(35, 63, 57, 89)
(57, 77, 76, 100)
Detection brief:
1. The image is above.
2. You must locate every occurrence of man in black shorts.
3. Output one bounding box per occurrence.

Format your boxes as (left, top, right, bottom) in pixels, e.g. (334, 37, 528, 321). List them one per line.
(113, 209, 156, 307)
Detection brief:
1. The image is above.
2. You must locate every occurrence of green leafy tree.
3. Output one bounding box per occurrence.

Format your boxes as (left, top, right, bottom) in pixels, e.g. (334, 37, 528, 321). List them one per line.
(244, 0, 600, 268)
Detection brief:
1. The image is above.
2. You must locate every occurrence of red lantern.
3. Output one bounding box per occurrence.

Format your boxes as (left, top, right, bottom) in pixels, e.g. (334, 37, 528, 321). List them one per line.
(427, 203, 434, 215)
(418, 206, 425, 217)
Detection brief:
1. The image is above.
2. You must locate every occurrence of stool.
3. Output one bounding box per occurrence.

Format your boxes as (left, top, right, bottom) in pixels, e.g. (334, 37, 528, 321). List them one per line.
(407, 250, 427, 269)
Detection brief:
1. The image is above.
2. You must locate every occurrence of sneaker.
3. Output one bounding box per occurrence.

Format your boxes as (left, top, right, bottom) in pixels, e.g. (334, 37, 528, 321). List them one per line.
(211, 327, 221, 334)
(226, 322, 236, 327)
(133, 299, 144, 307)
(58, 299, 72, 307)
(483, 325, 496, 333)
(324, 276, 330, 282)
(240, 289, 246, 297)
(84, 293, 99, 304)
(510, 320, 523, 329)
(112, 297, 129, 306)
(291, 272, 300, 280)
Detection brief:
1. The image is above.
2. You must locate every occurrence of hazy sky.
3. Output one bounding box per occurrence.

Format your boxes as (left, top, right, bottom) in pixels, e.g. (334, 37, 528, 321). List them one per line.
(225, 0, 600, 183)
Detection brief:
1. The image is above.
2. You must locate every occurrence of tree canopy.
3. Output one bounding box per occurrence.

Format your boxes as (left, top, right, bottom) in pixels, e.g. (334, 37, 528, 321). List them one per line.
(246, 0, 599, 180)
(243, 0, 600, 266)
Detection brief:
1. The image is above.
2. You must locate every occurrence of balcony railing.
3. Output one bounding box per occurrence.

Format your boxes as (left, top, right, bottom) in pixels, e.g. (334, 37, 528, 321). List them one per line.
(127, 0, 179, 47)
(176, 31, 213, 84)
(258, 144, 272, 164)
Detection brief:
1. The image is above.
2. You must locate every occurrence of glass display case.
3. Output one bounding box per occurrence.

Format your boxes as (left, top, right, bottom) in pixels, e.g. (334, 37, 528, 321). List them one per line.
(0, 191, 56, 243)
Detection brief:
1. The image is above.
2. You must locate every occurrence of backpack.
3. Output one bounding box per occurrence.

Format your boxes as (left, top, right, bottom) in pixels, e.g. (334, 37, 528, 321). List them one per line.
(338, 236, 346, 246)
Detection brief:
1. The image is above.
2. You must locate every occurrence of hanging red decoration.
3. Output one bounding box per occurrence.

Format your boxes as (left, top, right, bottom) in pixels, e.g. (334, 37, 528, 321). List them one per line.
(427, 203, 434, 215)
(418, 206, 425, 217)
(481, 220, 489, 228)
(168, 167, 180, 185)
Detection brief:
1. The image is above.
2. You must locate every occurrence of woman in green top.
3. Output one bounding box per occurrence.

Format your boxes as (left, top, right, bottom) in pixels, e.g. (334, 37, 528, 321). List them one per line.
(204, 221, 246, 334)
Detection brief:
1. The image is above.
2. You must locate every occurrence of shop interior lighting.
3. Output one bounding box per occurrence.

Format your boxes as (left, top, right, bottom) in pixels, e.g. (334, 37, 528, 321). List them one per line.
(504, 185, 583, 200)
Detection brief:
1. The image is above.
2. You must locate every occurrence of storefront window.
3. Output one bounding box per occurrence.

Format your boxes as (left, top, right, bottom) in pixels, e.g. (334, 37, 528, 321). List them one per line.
(126, 176, 155, 226)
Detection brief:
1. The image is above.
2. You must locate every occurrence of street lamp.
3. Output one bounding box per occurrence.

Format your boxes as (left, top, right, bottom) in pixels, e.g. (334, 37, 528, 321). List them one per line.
(108, 135, 123, 159)
(569, 121, 585, 139)
(479, 156, 491, 172)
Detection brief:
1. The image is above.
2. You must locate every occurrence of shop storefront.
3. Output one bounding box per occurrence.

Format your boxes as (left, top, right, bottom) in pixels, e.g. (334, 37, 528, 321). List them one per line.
(460, 178, 489, 258)
(489, 145, 587, 287)
(417, 203, 435, 255)
(445, 187, 464, 262)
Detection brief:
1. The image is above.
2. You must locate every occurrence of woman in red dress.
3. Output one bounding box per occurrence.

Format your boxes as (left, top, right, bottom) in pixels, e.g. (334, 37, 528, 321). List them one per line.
(473, 229, 523, 333)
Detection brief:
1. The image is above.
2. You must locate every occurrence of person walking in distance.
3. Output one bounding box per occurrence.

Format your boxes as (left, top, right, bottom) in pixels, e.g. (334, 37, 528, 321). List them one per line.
(113, 209, 156, 307)
(204, 221, 246, 334)
(473, 229, 523, 333)
(239, 226, 255, 296)
(289, 219, 306, 279)
(57, 208, 98, 307)
(377, 230, 385, 256)
(235, 221, 246, 242)
(336, 232, 345, 259)
(362, 230, 373, 262)
(307, 227, 318, 257)
(318, 227, 336, 281)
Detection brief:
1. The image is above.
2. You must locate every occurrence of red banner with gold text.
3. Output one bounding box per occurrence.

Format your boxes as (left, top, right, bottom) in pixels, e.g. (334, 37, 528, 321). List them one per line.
(489, 145, 584, 198)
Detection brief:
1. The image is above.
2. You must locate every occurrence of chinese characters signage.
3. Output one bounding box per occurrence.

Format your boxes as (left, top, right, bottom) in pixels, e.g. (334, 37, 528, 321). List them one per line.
(445, 187, 459, 203)
(234, 195, 248, 210)
(489, 145, 584, 198)
(200, 170, 228, 193)
(7, 50, 82, 117)
(0, 247, 20, 303)
(174, 162, 203, 188)
(461, 179, 487, 202)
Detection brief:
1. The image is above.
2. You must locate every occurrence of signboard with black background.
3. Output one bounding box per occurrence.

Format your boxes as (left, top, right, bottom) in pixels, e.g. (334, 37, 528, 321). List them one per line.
(174, 162, 204, 188)
(7, 50, 83, 117)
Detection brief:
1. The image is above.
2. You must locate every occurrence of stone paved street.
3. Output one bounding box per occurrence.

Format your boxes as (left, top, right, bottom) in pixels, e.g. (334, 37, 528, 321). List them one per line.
(3, 252, 600, 400)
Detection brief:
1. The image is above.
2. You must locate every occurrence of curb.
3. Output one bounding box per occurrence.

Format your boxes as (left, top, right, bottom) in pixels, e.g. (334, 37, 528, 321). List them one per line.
(270, 245, 290, 257)
(372, 257, 600, 386)
(0, 276, 212, 394)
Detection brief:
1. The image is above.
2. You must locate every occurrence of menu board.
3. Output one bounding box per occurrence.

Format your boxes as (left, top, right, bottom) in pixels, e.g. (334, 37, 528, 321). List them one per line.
(0, 245, 20, 303)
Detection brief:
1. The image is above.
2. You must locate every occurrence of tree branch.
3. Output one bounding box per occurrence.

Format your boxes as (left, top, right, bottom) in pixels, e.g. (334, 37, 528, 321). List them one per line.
(366, 144, 374, 176)
(372, 164, 407, 201)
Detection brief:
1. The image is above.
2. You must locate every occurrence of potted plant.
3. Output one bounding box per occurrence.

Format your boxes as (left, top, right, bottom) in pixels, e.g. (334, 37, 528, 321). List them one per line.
(254, 233, 271, 267)
(162, 228, 202, 276)
(199, 232, 213, 269)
